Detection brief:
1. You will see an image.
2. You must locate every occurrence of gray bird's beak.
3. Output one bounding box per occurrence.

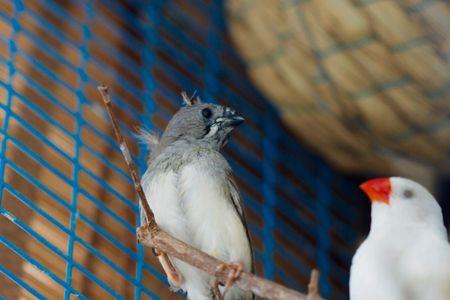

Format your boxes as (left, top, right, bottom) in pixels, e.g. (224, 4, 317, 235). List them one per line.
(221, 108, 245, 128)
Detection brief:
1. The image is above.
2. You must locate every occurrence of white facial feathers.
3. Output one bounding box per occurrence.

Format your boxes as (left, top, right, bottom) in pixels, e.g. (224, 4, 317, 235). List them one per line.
(386, 177, 444, 227)
(204, 123, 219, 138)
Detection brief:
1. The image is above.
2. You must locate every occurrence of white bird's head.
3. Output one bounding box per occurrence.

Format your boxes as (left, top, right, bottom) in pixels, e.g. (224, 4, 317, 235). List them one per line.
(359, 177, 444, 229)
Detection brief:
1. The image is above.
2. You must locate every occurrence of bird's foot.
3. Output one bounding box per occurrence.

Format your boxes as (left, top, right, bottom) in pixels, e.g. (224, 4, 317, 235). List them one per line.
(136, 223, 151, 243)
(215, 261, 244, 294)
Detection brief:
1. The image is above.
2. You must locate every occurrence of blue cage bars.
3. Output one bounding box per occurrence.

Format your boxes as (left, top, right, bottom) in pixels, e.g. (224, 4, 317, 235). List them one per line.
(0, 0, 365, 299)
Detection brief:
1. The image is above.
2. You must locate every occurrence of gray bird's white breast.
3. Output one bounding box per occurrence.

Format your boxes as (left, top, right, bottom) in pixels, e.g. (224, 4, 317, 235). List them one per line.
(141, 149, 252, 271)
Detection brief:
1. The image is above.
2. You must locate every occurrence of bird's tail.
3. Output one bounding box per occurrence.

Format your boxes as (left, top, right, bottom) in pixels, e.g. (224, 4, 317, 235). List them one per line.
(135, 128, 159, 152)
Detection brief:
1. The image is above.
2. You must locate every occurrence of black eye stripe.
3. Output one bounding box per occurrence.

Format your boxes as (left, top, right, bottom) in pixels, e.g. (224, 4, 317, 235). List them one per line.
(403, 189, 414, 198)
(202, 108, 212, 119)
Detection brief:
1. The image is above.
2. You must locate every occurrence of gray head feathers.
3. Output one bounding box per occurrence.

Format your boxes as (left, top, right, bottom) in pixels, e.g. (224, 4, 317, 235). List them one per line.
(140, 92, 245, 162)
(137, 90, 200, 152)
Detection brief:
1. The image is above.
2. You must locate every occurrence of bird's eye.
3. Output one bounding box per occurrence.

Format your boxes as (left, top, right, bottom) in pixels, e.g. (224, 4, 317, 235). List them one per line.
(403, 189, 414, 199)
(201, 108, 212, 119)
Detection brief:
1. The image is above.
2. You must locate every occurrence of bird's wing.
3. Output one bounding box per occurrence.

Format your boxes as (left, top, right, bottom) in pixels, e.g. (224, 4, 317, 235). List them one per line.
(226, 172, 255, 274)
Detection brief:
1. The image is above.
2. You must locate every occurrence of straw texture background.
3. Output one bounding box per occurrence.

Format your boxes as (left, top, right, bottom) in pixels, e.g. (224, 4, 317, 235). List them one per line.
(226, 0, 450, 174)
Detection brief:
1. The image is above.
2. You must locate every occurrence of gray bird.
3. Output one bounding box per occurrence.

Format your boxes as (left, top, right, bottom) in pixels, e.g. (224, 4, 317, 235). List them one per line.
(140, 93, 254, 300)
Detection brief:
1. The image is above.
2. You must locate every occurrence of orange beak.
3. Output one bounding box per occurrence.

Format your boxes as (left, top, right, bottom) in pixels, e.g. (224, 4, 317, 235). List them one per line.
(359, 178, 391, 204)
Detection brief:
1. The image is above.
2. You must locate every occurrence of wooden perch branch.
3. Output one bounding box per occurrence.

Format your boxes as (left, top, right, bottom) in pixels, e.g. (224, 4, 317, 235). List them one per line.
(98, 85, 324, 300)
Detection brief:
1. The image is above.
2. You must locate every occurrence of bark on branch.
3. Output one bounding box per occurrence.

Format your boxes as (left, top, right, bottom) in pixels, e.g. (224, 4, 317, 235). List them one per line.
(98, 85, 324, 300)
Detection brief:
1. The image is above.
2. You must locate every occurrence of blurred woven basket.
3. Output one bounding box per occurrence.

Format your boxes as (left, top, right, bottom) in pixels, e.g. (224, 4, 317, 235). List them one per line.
(226, 0, 450, 174)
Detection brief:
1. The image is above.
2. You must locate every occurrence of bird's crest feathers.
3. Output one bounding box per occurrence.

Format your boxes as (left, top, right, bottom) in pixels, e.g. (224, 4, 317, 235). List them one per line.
(181, 91, 202, 106)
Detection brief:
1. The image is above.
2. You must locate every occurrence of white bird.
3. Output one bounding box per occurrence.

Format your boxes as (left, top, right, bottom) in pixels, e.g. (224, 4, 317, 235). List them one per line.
(350, 177, 450, 300)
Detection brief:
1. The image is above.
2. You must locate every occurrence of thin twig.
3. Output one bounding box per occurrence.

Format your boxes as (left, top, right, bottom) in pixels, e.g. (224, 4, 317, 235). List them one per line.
(307, 269, 322, 300)
(99, 85, 322, 300)
(98, 85, 182, 285)
(97, 85, 158, 233)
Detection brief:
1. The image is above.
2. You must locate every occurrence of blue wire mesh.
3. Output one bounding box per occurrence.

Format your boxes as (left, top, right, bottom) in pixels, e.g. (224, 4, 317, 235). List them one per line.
(0, 0, 365, 299)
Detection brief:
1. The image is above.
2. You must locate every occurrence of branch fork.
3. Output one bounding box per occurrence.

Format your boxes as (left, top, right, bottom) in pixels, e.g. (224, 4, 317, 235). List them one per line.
(98, 85, 324, 300)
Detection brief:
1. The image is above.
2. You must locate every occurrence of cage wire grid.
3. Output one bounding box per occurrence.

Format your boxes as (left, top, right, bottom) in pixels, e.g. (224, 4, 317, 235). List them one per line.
(0, 0, 365, 299)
